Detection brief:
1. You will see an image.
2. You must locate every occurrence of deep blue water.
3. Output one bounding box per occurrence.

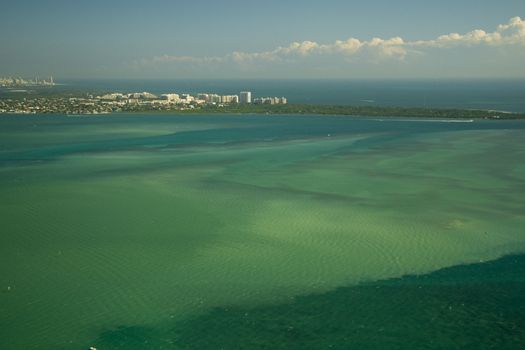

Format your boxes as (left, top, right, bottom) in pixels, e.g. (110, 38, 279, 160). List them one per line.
(49, 79, 525, 112)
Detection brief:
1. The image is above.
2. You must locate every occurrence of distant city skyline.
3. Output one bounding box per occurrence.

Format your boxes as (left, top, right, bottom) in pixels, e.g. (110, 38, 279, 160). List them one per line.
(1, 0, 524, 79)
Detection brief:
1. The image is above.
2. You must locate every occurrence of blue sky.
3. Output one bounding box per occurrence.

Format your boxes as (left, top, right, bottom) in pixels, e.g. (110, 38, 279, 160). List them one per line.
(1, 0, 524, 79)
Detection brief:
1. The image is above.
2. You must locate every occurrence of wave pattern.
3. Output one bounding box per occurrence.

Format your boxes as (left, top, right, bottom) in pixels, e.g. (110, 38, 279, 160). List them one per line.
(1, 115, 525, 349)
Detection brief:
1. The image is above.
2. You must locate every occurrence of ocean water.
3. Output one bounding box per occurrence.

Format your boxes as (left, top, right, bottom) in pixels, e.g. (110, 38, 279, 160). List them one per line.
(0, 114, 524, 349)
(12, 78, 525, 113)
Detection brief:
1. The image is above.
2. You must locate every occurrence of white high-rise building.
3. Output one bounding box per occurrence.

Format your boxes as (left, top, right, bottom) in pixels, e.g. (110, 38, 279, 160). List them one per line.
(221, 95, 239, 103)
(239, 91, 252, 104)
(161, 93, 180, 102)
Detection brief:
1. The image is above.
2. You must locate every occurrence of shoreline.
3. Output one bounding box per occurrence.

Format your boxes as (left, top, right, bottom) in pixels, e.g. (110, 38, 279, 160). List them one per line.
(2, 105, 525, 120)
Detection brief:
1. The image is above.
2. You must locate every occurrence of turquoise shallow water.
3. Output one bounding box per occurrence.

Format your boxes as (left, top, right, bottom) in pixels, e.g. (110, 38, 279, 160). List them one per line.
(0, 114, 524, 349)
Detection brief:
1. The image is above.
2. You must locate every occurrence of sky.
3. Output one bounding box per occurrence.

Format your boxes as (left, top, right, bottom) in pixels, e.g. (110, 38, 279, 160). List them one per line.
(1, 0, 524, 79)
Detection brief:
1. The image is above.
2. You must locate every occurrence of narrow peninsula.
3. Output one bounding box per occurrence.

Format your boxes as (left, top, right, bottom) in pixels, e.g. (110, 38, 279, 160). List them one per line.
(1, 88, 523, 119)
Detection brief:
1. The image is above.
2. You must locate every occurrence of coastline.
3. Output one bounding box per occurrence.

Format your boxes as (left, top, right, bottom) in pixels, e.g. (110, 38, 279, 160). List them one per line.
(2, 104, 524, 120)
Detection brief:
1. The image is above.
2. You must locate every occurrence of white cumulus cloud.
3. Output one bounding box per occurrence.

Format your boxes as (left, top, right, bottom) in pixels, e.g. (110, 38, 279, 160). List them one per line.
(413, 16, 525, 48)
(134, 17, 525, 67)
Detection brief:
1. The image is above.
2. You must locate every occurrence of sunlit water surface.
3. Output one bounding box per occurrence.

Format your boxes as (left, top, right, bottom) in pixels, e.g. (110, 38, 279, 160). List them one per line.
(0, 114, 524, 349)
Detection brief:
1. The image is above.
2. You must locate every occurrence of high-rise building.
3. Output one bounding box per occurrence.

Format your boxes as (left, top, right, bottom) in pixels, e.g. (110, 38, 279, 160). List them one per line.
(161, 93, 180, 102)
(197, 93, 210, 102)
(253, 96, 288, 105)
(221, 95, 239, 103)
(239, 91, 252, 104)
(209, 94, 221, 103)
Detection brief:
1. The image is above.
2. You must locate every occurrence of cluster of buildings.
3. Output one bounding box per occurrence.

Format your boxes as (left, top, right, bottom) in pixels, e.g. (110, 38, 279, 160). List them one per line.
(97, 91, 238, 106)
(254, 97, 288, 105)
(99, 92, 158, 102)
(240, 92, 287, 105)
(97, 90, 287, 107)
(0, 76, 55, 87)
(0, 97, 114, 115)
(0, 89, 288, 115)
(196, 93, 239, 104)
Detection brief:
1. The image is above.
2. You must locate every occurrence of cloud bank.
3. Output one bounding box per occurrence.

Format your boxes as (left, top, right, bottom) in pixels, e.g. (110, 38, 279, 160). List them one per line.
(135, 17, 525, 68)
